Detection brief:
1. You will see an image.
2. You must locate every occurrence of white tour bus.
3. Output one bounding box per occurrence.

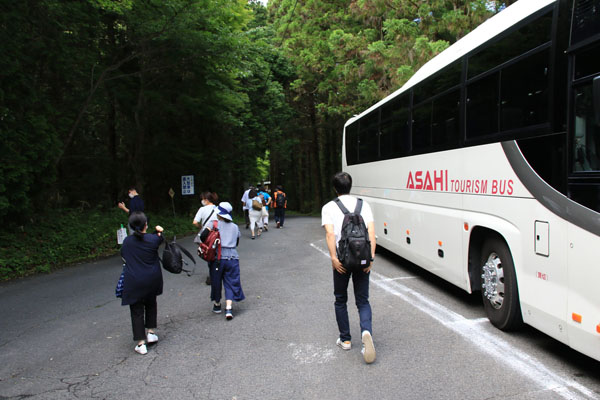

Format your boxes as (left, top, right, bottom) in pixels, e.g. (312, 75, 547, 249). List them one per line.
(343, 0, 600, 361)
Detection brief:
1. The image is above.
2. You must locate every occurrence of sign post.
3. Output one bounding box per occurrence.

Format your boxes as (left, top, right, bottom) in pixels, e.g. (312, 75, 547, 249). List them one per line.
(168, 188, 175, 218)
(181, 175, 195, 196)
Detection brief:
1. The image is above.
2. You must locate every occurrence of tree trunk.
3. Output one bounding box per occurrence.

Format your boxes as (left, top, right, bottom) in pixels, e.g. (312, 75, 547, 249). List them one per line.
(309, 98, 323, 210)
(132, 73, 147, 195)
(108, 89, 119, 202)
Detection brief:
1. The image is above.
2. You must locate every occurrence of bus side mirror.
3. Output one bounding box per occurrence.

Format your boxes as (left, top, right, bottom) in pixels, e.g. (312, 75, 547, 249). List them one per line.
(594, 76, 600, 125)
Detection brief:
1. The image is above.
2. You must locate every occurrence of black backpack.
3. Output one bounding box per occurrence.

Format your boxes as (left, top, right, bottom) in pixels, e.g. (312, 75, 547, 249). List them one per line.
(334, 198, 372, 272)
(161, 236, 196, 276)
(276, 192, 286, 207)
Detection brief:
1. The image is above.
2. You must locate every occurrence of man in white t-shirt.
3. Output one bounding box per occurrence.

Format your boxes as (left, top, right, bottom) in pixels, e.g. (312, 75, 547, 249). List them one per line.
(241, 186, 252, 229)
(321, 172, 376, 364)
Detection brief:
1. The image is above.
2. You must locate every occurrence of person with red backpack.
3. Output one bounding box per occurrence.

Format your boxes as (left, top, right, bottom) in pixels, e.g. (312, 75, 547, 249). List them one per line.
(207, 202, 245, 319)
(193, 191, 219, 286)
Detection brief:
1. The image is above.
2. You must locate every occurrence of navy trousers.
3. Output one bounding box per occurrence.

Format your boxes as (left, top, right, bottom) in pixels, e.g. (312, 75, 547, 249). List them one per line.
(209, 259, 245, 303)
(333, 269, 372, 341)
(274, 208, 285, 226)
(129, 295, 157, 341)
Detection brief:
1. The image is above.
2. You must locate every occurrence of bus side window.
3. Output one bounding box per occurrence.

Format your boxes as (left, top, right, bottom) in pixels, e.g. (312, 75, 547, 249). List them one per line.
(413, 102, 432, 152)
(345, 122, 359, 165)
(358, 111, 379, 163)
(381, 95, 410, 159)
(571, 0, 600, 46)
(500, 48, 550, 132)
(468, 10, 553, 79)
(414, 62, 461, 104)
(380, 109, 395, 160)
(431, 89, 460, 147)
(573, 84, 600, 172)
(466, 72, 499, 139)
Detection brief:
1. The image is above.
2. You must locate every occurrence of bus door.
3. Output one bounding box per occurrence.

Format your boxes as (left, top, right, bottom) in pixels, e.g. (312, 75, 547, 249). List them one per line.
(566, 0, 600, 355)
(568, 0, 600, 209)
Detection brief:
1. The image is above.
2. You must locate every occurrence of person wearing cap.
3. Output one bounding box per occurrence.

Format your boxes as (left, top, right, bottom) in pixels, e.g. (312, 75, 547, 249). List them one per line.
(118, 186, 145, 234)
(208, 202, 245, 320)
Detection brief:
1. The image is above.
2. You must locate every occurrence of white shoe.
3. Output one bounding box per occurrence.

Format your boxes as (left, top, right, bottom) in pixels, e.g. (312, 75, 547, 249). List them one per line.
(336, 338, 351, 350)
(361, 331, 376, 364)
(147, 332, 158, 344)
(135, 343, 148, 355)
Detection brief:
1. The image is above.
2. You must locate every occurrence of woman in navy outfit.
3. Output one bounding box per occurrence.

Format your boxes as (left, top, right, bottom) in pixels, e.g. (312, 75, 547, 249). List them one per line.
(120, 212, 164, 355)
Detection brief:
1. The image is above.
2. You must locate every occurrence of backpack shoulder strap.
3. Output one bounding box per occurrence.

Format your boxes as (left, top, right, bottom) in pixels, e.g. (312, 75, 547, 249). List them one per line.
(175, 243, 197, 265)
(202, 208, 215, 227)
(333, 197, 350, 215)
(353, 198, 363, 215)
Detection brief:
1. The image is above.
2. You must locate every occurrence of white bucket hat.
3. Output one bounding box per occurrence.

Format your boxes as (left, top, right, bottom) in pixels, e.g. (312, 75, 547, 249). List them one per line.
(217, 202, 233, 221)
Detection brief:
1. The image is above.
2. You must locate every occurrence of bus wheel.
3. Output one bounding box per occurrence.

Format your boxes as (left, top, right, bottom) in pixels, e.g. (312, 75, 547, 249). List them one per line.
(480, 238, 523, 330)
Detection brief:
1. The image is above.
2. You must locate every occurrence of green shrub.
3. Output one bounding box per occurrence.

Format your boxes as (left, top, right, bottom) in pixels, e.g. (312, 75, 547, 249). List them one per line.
(0, 208, 197, 281)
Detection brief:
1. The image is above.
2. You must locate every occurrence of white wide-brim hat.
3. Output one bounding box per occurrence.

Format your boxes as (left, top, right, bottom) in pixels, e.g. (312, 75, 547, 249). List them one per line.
(217, 202, 233, 221)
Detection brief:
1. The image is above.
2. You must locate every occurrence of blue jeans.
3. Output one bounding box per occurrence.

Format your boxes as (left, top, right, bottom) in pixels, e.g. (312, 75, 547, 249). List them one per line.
(333, 269, 372, 341)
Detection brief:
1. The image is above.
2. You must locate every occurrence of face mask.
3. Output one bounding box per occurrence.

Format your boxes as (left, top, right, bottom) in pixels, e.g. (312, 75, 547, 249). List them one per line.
(201, 200, 207, 206)
(128, 193, 135, 199)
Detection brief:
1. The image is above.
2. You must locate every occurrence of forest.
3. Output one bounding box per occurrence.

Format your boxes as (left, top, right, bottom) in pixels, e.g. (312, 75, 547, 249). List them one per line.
(1, 0, 514, 225)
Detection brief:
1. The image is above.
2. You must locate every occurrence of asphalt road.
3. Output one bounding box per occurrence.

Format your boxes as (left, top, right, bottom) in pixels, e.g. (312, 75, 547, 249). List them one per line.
(1, 216, 599, 400)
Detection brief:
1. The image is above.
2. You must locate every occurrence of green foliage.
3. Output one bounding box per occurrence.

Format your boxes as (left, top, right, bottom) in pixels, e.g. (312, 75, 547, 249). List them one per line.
(1, 0, 508, 229)
(263, 0, 503, 211)
(0, 208, 195, 280)
(1, 0, 295, 225)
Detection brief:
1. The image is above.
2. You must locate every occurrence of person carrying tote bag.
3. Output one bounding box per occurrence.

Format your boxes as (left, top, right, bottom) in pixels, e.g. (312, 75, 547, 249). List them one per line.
(245, 188, 264, 239)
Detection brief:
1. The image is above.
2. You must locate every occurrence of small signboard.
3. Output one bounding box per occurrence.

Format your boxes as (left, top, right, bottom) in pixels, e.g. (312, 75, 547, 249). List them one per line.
(168, 188, 175, 198)
(181, 175, 194, 196)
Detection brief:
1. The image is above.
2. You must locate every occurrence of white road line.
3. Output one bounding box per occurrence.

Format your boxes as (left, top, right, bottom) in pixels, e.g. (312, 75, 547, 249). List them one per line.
(373, 276, 419, 282)
(310, 241, 598, 400)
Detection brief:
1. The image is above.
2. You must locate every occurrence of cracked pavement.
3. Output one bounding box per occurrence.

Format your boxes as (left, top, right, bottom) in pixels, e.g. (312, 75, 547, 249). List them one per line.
(1, 216, 599, 400)
(0, 217, 343, 400)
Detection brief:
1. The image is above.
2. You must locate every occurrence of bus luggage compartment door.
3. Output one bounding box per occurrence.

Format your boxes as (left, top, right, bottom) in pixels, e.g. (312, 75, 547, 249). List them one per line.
(534, 220, 549, 256)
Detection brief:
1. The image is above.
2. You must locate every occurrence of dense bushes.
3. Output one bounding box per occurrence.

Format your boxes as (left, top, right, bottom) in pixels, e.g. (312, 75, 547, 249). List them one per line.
(0, 208, 196, 280)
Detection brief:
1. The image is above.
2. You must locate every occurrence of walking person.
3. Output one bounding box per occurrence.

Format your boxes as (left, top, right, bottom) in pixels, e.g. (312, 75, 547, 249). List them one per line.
(241, 185, 252, 229)
(120, 212, 164, 355)
(117, 186, 145, 234)
(321, 172, 377, 364)
(245, 188, 264, 239)
(208, 202, 245, 319)
(257, 186, 272, 231)
(193, 191, 219, 285)
(273, 185, 287, 228)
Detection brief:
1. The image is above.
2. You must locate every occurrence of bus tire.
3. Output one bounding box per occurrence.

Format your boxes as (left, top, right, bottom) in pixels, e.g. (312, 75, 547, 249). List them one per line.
(480, 237, 523, 331)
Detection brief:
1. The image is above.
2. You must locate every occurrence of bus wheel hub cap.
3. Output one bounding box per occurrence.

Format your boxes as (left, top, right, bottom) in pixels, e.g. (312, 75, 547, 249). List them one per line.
(481, 252, 504, 310)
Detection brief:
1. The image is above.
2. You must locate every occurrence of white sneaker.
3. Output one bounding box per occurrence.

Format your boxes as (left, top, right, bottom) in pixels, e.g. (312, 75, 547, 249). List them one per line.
(336, 338, 351, 350)
(135, 343, 148, 355)
(361, 331, 376, 364)
(147, 332, 158, 344)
